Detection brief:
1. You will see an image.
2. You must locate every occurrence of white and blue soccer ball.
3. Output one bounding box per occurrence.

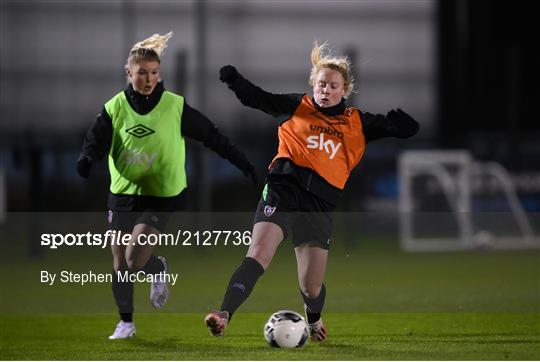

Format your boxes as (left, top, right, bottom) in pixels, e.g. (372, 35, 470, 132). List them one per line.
(263, 310, 309, 348)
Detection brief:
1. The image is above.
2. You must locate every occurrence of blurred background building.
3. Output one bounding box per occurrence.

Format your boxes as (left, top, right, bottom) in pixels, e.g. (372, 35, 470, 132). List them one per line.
(0, 0, 538, 217)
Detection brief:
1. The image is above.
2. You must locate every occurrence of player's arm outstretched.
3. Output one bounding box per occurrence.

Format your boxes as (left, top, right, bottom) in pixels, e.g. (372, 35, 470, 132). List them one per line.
(219, 65, 303, 119)
(361, 108, 420, 143)
(76, 108, 112, 178)
(181, 102, 258, 184)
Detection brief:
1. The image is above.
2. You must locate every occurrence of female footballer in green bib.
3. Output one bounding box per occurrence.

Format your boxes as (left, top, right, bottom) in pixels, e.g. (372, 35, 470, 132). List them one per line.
(77, 32, 256, 339)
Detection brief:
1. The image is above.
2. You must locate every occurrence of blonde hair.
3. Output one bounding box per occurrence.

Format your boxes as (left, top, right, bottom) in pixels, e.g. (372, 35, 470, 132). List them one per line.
(309, 41, 354, 97)
(125, 31, 173, 70)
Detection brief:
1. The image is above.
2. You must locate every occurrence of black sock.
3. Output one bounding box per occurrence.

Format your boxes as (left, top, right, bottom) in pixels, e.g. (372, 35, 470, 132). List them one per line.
(220, 257, 265, 320)
(112, 269, 134, 318)
(120, 313, 133, 323)
(141, 254, 164, 274)
(301, 284, 326, 324)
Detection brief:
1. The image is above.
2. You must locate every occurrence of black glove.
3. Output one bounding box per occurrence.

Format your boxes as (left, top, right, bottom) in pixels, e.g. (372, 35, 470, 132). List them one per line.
(386, 108, 419, 138)
(237, 159, 258, 186)
(219, 65, 240, 84)
(229, 150, 258, 185)
(243, 163, 258, 186)
(76, 155, 92, 178)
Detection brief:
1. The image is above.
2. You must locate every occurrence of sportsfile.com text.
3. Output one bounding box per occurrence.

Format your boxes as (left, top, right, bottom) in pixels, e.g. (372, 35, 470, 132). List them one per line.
(40, 230, 252, 249)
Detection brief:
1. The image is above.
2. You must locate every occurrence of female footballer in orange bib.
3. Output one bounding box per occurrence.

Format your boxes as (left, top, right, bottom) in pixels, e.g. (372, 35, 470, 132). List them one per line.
(205, 41, 419, 342)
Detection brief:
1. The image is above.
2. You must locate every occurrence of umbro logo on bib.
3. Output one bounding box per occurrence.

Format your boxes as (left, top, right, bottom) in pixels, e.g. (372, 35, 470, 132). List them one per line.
(264, 206, 276, 217)
(126, 124, 155, 138)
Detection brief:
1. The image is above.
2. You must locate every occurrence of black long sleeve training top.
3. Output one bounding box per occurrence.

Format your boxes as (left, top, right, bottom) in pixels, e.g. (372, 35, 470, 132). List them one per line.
(80, 82, 246, 165)
(78, 81, 257, 211)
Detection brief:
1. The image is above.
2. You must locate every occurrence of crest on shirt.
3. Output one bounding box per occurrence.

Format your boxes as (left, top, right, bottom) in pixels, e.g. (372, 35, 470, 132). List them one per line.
(264, 205, 276, 217)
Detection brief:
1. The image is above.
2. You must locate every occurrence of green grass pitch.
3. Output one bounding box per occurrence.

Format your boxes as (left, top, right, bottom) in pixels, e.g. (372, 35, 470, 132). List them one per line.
(0, 233, 539, 360)
(1, 312, 538, 360)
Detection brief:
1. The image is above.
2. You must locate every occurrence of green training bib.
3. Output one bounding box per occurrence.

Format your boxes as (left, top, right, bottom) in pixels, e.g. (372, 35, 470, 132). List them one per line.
(105, 91, 186, 197)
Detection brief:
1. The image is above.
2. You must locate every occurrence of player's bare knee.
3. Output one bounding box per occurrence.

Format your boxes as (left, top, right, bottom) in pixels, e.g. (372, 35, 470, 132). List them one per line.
(113, 263, 126, 274)
(249, 253, 271, 270)
(301, 284, 322, 299)
(246, 245, 272, 269)
(126, 257, 145, 272)
(113, 256, 128, 273)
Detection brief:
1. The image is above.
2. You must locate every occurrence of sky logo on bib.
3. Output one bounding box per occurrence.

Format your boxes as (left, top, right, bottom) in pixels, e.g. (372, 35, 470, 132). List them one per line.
(122, 148, 157, 171)
(264, 205, 276, 217)
(306, 133, 342, 159)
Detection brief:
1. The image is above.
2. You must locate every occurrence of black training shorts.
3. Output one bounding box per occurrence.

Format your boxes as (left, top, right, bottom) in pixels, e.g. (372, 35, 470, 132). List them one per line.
(106, 192, 185, 233)
(253, 176, 335, 250)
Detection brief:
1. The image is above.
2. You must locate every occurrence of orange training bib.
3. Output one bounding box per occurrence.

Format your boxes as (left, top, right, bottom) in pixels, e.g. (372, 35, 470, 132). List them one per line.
(270, 95, 365, 189)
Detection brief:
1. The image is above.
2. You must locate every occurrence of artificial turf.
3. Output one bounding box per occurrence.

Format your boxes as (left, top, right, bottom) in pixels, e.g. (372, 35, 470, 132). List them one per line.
(1, 227, 538, 360)
(1, 312, 538, 360)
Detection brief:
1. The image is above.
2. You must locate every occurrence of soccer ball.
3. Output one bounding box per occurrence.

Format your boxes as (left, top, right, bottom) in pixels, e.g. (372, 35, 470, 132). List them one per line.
(263, 310, 309, 348)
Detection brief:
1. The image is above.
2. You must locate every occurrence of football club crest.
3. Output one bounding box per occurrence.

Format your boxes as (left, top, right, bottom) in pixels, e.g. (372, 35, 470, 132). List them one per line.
(264, 205, 276, 217)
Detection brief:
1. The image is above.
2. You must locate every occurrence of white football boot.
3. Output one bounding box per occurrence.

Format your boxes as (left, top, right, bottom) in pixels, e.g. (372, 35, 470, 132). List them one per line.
(108, 321, 136, 340)
(150, 256, 169, 308)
